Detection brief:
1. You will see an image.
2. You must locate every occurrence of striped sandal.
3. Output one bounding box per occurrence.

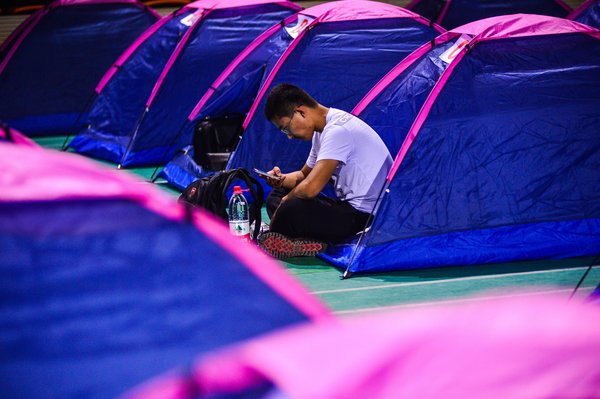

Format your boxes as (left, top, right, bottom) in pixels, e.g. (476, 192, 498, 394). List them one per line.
(258, 232, 327, 259)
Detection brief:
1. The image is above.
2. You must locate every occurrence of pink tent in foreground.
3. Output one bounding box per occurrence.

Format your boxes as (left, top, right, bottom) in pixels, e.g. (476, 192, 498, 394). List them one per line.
(0, 144, 330, 399)
(123, 294, 600, 399)
(0, 123, 37, 147)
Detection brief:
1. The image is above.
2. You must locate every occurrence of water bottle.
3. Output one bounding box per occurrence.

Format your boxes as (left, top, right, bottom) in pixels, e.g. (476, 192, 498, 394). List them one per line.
(228, 185, 250, 241)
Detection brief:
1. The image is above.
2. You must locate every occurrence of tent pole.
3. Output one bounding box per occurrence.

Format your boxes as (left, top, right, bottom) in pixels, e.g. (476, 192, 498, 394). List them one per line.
(61, 91, 97, 151)
(120, 106, 149, 168)
(341, 180, 389, 279)
(569, 252, 600, 300)
(148, 120, 189, 182)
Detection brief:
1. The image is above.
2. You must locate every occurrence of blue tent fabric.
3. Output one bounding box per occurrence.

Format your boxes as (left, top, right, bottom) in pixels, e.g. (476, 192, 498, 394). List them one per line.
(407, 0, 571, 29)
(321, 17, 600, 275)
(227, 19, 440, 181)
(571, 0, 600, 29)
(590, 282, 600, 303)
(161, 3, 443, 191)
(0, 1, 158, 137)
(68, 9, 198, 164)
(158, 21, 292, 190)
(0, 201, 309, 399)
(155, 19, 303, 188)
(70, 2, 299, 167)
(356, 38, 455, 156)
(0, 144, 327, 399)
(159, 146, 210, 191)
(157, 19, 298, 188)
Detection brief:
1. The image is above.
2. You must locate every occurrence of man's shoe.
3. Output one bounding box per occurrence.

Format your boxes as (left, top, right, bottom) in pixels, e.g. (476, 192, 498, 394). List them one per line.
(258, 232, 327, 259)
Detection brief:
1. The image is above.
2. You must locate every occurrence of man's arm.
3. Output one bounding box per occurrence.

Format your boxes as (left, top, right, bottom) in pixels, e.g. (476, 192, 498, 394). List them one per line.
(287, 159, 338, 199)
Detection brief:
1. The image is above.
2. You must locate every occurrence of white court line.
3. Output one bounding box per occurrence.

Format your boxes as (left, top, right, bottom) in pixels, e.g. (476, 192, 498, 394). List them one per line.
(334, 286, 596, 316)
(315, 265, 598, 295)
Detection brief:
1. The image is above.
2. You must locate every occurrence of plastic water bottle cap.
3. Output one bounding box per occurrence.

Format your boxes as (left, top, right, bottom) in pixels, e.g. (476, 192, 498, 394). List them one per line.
(233, 186, 250, 194)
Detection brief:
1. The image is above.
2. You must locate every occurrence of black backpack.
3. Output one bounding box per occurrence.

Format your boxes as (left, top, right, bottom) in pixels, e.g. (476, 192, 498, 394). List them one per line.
(192, 115, 244, 171)
(179, 168, 264, 239)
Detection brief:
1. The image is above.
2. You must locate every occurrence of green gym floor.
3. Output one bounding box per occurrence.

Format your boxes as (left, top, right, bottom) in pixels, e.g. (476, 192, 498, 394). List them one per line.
(35, 135, 600, 315)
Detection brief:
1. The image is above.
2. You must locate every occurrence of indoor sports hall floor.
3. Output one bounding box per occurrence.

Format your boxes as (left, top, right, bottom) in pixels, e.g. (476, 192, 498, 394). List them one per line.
(32, 135, 600, 315)
(3, 0, 596, 315)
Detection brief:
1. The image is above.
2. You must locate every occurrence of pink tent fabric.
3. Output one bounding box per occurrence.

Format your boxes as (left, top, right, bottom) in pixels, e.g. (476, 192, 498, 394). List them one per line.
(452, 12, 600, 40)
(0, 126, 38, 147)
(190, 0, 443, 120)
(302, 0, 430, 23)
(124, 294, 600, 399)
(0, 143, 331, 321)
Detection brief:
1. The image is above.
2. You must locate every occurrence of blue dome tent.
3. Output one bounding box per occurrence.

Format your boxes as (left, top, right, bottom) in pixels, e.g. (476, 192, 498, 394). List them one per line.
(319, 14, 600, 277)
(69, 0, 301, 167)
(159, 0, 444, 191)
(0, 143, 330, 399)
(0, 0, 160, 136)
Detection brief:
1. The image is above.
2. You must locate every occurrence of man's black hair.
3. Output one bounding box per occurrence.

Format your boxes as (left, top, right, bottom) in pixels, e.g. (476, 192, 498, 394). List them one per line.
(264, 83, 318, 121)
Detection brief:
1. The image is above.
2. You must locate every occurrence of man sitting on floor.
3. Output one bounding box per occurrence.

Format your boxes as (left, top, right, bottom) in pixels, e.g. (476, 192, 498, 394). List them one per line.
(258, 83, 392, 259)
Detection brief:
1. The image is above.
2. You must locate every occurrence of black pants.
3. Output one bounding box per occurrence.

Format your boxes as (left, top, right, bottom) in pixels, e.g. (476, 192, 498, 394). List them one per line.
(266, 188, 370, 243)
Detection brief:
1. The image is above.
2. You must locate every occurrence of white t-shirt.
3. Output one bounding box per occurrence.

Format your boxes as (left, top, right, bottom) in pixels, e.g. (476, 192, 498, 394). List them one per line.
(306, 108, 393, 213)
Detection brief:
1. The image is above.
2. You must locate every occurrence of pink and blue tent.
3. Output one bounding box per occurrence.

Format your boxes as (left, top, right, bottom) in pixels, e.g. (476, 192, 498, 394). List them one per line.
(0, 143, 330, 399)
(160, 0, 444, 190)
(320, 14, 600, 276)
(0, 123, 38, 146)
(406, 0, 571, 29)
(68, 0, 301, 167)
(350, 30, 459, 157)
(591, 282, 600, 302)
(0, 0, 159, 137)
(569, 0, 600, 28)
(122, 295, 600, 398)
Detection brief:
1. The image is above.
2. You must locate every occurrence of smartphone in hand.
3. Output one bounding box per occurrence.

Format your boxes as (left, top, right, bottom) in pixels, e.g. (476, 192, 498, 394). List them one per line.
(253, 168, 282, 181)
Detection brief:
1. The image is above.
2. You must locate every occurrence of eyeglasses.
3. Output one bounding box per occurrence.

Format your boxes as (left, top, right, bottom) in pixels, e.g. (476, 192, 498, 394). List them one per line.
(280, 111, 297, 136)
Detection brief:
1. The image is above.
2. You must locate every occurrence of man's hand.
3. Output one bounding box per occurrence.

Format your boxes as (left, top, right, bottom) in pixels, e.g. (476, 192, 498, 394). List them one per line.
(267, 164, 311, 190)
(266, 166, 286, 188)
